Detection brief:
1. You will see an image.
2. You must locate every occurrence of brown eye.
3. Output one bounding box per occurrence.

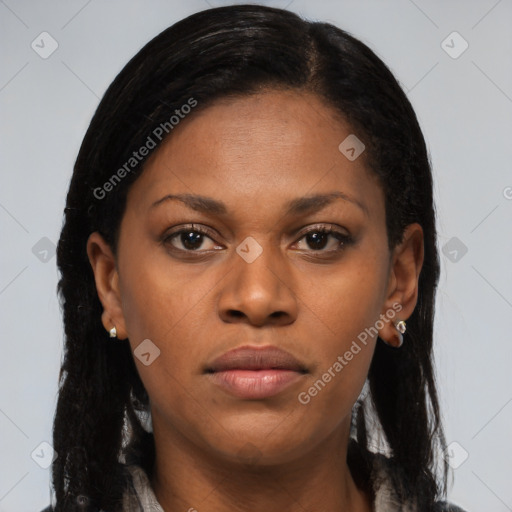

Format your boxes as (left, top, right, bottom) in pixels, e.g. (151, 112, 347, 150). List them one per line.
(163, 225, 220, 253)
(174, 231, 208, 251)
(295, 226, 352, 252)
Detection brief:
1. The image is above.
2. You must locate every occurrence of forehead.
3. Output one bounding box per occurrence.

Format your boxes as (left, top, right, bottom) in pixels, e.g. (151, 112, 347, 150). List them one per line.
(126, 89, 383, 218)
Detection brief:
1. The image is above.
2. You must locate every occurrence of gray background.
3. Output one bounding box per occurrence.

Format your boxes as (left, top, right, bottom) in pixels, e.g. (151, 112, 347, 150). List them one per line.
(1, 0, 511, 510)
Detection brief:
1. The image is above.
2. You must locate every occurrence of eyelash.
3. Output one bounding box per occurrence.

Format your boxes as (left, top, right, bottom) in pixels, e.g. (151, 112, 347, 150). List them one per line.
(162, 223, 353, 256)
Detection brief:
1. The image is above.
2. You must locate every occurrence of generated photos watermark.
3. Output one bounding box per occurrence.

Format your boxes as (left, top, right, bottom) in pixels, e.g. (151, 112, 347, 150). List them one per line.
(298, 303, 402, 405)
(93, 97, 198, 200)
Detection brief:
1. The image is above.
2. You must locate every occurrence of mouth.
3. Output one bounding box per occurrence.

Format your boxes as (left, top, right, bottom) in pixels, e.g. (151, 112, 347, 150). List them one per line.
(205, 345, 308, 400)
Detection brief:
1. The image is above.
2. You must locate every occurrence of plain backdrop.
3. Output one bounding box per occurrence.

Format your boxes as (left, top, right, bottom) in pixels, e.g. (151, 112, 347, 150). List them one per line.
(1, 1, 511, 510)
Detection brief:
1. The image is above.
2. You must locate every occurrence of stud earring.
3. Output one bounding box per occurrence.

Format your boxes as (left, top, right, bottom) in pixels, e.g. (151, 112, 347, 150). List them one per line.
(381, 320, 406, 348)
(109, 326, 117, 338)
(394, 320, 406, 347)
(396, 320, 406, 334)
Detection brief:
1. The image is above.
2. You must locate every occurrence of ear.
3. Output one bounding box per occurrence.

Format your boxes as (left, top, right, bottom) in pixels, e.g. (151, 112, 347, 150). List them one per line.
(86, 231, 128, 340)
(378, 223, 424, 347)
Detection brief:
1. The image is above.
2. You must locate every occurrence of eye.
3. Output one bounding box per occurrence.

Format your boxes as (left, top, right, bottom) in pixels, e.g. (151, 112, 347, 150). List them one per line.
(163, 224, 221, 252)
(162, 223, 352, 255)
(294, 224, 352, 252)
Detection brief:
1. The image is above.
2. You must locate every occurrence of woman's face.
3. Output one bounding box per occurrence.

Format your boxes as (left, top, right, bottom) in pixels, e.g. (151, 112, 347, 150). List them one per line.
(90, 89, 412, 465)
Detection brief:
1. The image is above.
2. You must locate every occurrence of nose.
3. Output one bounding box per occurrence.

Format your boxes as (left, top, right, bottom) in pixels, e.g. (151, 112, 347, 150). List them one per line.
(217, 241, 298, 327)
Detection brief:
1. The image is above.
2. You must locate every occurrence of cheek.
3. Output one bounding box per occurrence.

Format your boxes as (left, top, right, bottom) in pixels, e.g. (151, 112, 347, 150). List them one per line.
(296, 302, 376, 433)
(294, 255, 385, 411)
(308, 261, 386, 344)
(117, 247, 217, 400)
(118, 240, 210, 343)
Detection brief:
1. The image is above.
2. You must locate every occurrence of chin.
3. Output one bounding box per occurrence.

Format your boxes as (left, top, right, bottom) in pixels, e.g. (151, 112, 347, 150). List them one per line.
(204, 425, 312, 468)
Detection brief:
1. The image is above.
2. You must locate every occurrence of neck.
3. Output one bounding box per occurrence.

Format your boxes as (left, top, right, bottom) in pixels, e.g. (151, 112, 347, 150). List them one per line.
(150, 419, 372, 512)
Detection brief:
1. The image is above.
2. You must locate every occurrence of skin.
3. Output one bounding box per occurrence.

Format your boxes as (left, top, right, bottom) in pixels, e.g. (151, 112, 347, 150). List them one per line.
(87, 89, 424, 512)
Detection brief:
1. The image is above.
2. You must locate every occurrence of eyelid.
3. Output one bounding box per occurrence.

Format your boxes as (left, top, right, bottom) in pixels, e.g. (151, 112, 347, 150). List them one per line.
(164, 223, 216, 238)
(295, 223, 348, 237)
(162, 223, 220, 248)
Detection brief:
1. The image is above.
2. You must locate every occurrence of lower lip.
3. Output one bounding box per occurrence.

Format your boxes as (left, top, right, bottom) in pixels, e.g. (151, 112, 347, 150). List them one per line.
(208, 369, 305, 399)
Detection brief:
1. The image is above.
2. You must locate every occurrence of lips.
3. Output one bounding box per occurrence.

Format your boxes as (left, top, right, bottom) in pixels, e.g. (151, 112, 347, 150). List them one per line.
(205, 346, 308, 400)
(205, 346, 307, 373)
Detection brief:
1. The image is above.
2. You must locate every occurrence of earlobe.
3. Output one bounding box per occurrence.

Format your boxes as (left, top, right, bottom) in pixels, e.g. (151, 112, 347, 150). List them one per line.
(86, 232, 128, 339)
(378, 223, 424, 347)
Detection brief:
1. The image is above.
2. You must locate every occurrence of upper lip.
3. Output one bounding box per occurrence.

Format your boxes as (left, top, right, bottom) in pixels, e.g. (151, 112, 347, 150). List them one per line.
(205, 345, 308, 373)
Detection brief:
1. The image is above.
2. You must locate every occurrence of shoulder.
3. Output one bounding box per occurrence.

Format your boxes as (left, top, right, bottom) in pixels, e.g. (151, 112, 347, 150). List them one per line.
(357, 444, 468, 512)
(123, 463, 164, 511)
(433, 502, 467, 512)
(38, 464, 151, 512)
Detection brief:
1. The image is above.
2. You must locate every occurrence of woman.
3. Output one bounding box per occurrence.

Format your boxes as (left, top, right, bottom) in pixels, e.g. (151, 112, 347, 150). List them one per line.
(43, 4, 467, 511)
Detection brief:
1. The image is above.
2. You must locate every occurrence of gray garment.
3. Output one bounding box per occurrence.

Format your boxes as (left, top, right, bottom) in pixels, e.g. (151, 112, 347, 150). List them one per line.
(121, 459, 466, 512)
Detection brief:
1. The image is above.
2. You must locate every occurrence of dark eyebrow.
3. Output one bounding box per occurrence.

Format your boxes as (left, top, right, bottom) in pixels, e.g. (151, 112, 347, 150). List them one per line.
(283, 192, 368, 217)
(150, 192, 368, 217)
(151, 193, 227, 215)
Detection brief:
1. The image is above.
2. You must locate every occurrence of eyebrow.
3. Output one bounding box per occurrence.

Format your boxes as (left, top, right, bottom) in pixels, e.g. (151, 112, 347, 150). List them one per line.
(150, 191, 368, 217)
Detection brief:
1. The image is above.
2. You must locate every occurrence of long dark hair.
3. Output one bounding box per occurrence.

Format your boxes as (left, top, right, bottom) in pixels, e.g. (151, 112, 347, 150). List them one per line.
(52, 4, 446, 511)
